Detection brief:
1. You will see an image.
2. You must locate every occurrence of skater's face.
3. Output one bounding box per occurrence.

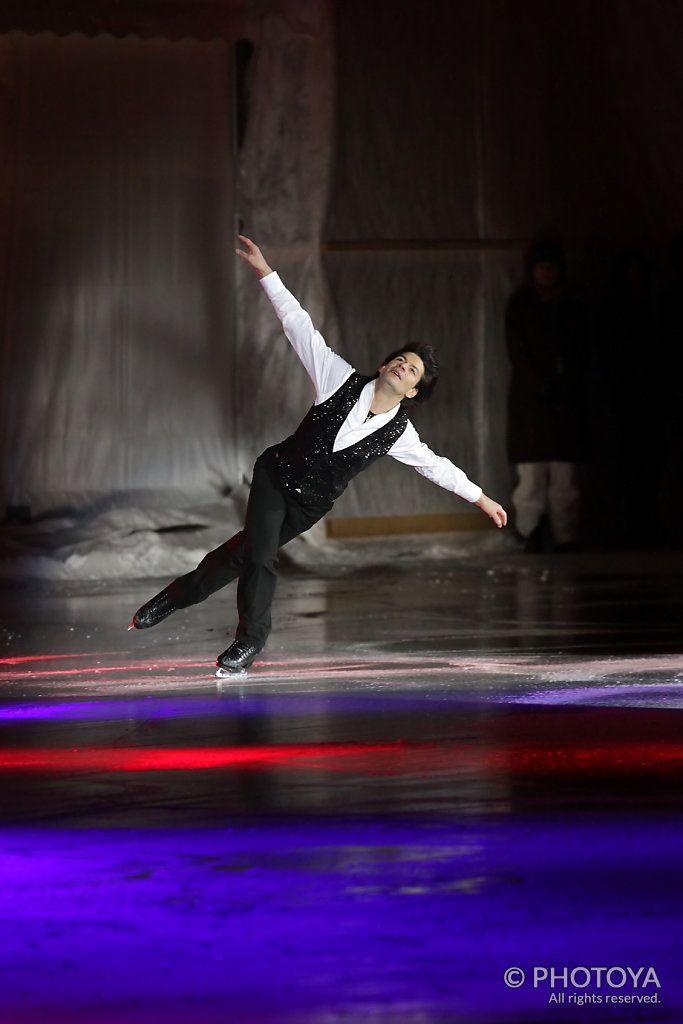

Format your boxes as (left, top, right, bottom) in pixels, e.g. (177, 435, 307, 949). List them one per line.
(377, 351, 424, 401)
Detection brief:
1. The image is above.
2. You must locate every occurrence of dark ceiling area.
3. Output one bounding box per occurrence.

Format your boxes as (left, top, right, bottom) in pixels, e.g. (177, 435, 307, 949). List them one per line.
(0, 0, 243, 41)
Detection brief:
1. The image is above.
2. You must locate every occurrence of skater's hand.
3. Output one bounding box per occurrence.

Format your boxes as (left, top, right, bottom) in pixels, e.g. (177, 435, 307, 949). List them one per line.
(475, 493, 508, 529)
(235, 234, 273, 279)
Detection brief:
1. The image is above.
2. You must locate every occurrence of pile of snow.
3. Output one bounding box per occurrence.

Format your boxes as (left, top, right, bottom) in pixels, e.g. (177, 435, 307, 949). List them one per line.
(0, 497, 245, 582)
(0, 488, 513, 582)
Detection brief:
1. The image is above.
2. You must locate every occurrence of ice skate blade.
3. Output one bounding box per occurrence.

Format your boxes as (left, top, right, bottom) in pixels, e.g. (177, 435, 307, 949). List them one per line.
(215, 666, 248, 679)
(127, 621, 136, 631)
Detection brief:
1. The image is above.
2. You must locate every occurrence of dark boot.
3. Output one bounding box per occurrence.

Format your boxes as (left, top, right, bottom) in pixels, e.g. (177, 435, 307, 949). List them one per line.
(129, 587, 177, 630)
(216, 640, 261, 674)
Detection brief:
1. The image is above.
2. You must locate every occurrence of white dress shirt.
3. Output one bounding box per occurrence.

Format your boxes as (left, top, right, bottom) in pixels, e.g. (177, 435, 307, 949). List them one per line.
(260, 272, 482, 504)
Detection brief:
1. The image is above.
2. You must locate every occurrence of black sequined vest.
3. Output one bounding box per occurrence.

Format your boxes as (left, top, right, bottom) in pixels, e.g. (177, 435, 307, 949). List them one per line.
(274, 372, 409, 506)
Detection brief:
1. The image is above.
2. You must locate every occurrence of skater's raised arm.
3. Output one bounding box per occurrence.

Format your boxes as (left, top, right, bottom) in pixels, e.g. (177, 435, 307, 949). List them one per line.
(235, 234, 273, 278)
(235, 234, 352, 403)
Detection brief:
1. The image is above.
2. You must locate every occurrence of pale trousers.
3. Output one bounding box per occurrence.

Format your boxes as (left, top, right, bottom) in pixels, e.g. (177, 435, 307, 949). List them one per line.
(512, 461, 580, 544)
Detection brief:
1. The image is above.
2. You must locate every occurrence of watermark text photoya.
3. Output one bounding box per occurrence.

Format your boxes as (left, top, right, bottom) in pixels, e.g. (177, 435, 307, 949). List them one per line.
(503, 966, 661, 1005)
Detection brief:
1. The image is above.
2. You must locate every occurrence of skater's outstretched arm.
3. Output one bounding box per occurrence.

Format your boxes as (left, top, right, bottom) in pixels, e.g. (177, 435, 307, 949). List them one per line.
(235, 235, 273, 278)
(387, 421, 507, 522)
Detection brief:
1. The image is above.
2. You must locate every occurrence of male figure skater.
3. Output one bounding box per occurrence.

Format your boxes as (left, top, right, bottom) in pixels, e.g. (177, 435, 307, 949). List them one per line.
(130, 236, 507, 674)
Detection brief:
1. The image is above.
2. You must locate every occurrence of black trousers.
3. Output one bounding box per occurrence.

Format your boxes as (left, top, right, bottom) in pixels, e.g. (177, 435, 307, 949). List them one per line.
(168, 448, 330, 648)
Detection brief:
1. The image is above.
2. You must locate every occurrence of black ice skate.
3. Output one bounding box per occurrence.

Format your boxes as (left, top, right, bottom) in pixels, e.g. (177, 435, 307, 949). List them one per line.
(216, 640, 261, 676)
(128, 587, 177, 630)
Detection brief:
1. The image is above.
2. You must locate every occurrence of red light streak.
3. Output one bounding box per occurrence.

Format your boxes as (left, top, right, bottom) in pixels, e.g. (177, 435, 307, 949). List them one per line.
(0, 652, 122, 666)
(0, 658, 495, 682)
(0, 741, 681, 775)
(0, 660, 209, 680)
(0, 741, 426, 773)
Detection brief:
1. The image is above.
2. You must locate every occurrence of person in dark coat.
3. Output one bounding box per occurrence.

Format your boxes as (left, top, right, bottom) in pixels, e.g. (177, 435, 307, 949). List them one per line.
(505, 240, 588, 551)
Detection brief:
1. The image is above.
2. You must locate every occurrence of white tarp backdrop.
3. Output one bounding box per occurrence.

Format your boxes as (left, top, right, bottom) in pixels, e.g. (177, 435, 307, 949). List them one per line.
(233, 0, 339, 488)
(0, 31, 236, 516)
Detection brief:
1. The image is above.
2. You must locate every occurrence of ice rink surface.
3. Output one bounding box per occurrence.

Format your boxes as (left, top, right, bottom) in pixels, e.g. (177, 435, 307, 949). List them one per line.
(1, 537, 682, 1023)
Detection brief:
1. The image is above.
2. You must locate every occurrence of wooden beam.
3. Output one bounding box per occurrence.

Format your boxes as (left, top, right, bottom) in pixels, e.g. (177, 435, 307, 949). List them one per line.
(323, 239, 523, 253)
(326, 512, 489, 538)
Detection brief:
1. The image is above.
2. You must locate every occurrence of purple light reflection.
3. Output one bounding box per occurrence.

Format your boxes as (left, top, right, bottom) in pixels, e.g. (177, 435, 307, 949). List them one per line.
(505, 681, 683, 708)
(0, 816, 680, 1023)
(0, 691, 485, 723)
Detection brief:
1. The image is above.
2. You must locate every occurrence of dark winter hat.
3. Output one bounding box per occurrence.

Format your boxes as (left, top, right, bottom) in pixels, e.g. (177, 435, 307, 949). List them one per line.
(527, 239, 565, 268)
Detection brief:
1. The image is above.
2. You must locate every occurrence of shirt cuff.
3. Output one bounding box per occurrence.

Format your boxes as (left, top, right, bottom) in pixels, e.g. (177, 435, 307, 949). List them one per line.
(260, 271, 286, 298)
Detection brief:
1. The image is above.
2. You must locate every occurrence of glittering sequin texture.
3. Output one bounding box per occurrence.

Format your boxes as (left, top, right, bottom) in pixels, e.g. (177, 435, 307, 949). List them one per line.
(274, 373, 408, 506)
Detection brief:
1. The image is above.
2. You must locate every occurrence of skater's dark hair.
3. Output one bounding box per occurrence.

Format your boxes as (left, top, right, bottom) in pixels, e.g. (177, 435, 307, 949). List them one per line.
(377, 343, 439, 404)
